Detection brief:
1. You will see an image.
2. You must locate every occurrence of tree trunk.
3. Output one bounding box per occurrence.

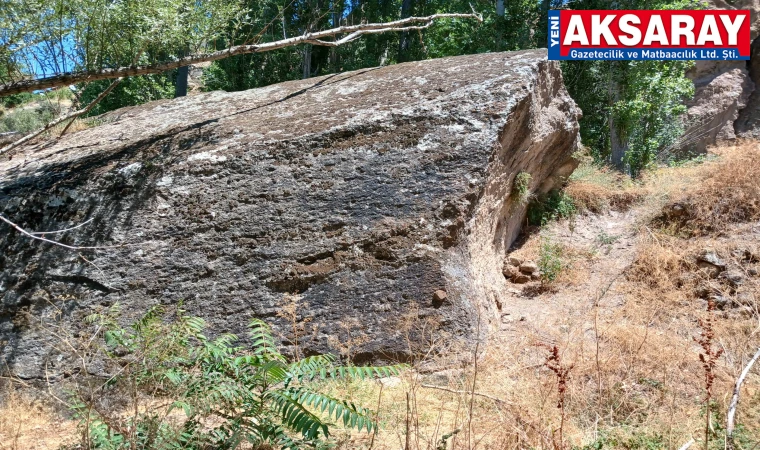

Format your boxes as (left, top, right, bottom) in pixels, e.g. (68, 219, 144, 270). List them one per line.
(330, 2, 340, 72)
(175, 66, 189, 97)
(303, 45, 312, 79)
(608, 63, 627, 172)
(496, 0, 505, 17)
(398, 0, 414, 62)
(610, 114, 627, 171)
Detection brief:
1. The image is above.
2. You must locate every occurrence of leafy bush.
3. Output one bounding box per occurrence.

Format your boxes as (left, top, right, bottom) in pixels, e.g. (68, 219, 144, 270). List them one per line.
(78, 75, 175, 116)
(70, 305, 406, 449)
(0, 102, 60, 133)
(0, 91, 33, 109)
(538, 238, 565, 283)
(527, 190, 577, 226)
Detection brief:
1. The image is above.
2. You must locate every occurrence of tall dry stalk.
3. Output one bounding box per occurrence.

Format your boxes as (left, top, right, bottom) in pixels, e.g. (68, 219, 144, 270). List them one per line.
(539, 343, 573, 450)
(694, 298, 723, 450)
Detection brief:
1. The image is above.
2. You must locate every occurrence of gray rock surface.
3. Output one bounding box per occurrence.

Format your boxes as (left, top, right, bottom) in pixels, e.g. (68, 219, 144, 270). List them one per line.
(0, 50, 580, 379)
(681, 0, 760, 151)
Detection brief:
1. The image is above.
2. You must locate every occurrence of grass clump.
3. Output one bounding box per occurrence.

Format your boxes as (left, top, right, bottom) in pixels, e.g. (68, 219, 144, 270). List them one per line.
(513, 171, 533, 205)
(528, 190, 577, 226)
(655, 141, 760, 235)
(565, 161, 643, 213)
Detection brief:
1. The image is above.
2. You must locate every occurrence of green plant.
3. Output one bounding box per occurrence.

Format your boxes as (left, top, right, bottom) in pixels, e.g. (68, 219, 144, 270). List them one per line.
(527, 190, 577, 226)
(513, 171, 533, 205)
(578, 429, 666, 450)
(71, 305, 406, 450)
(538, 238, 565, 283)
(0, 102, 61, 134)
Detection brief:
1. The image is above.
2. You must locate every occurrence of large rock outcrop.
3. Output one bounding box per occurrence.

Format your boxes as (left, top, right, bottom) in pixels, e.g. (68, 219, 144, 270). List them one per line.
(682, 0, 760, 151)
(0, 50, 580, 379)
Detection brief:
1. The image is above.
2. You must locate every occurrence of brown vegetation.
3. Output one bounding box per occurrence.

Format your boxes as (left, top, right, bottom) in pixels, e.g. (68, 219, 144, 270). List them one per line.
(656, 141, 760, 235)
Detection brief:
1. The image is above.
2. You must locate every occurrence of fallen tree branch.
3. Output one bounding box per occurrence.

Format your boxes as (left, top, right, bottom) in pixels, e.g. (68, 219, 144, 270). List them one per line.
(0, 78, 122, 155)
(420, 383, 512, 405)
(726, 347, 760, 448)
(0, 13, 482, 97)
(0, 213, 122, 251)
(677, 438, 694, 450)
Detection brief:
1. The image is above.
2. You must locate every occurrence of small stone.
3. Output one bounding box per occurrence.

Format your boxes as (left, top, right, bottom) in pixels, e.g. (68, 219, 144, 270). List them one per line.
(378, 376, 402, 387)
(695, 283, 720, 299)
(512, 274, 531, 284)
(519, 261, 539, 275)
(531, 273, 541, 281)
(748, 267, 758, 276)
(432, 290, 448, 306)
(697, 250, 726, 277)
(502, 264, 518, 278)
(710, 295, 729, 310)
(508, 256, 522, 267)
(721, 270, 745, 287)
(736, 292, 754, 306)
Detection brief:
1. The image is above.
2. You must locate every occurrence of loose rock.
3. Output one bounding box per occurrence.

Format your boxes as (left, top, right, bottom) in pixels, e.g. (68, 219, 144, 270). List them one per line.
(519, 261, 539, 275)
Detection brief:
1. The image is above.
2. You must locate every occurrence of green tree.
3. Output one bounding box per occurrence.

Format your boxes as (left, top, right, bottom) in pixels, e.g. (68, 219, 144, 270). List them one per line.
(562, 0, 698, 176)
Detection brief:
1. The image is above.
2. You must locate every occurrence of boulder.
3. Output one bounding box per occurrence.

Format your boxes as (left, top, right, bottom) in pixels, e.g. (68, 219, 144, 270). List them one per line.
(679, 0, 760, 152)
(0, 50, 581, 378)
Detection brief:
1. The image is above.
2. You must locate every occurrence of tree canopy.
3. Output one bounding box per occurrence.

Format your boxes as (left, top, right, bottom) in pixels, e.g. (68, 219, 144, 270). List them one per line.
(0, 0, 699, 176)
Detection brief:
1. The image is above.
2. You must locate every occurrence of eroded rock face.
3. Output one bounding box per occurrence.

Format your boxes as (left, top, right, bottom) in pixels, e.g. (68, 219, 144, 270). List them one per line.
(0, 50, 580, 379)
(682, 0, 760, 151)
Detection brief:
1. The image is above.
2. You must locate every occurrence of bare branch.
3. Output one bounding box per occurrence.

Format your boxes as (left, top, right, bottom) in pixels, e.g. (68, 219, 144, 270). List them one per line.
(0, 78, 122, 155)
(0, 13, 482, 97)
(677, 439, 694, 450)
(0, 213, 122, 251)
(60, 77, 123, 137)
(30, 218, 95, 235)
(420, 383, 512, 405)
(726, 347, 760, 448)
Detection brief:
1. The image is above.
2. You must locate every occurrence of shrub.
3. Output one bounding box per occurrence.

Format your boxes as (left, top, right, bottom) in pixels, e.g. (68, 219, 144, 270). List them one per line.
(527, 190, 577, 226)
(0, 102, 60, 134)
(70, 305, 406, 449)
(538, 237, 565, 283)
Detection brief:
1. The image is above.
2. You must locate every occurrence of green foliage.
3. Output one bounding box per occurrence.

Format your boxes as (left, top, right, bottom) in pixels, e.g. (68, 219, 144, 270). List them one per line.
(612, 61, 693, 177)
(78, 75, 175, 116)
(538, 237, 565, 283)
(578, 429, 666, 450)
(0, 101, 60, 133)
(513, 171, 532, 204)
(0, 92, 33, 109)
(562, 0, 698, 177)
(72, 305, 407, 450)
(527, 190, 577, 226)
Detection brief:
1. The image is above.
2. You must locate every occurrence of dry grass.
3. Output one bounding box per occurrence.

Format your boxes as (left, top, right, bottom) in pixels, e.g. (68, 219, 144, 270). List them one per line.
(655, 141, 760, 235)
(0, 388, 76, 450)
(566, 161, 644, 214)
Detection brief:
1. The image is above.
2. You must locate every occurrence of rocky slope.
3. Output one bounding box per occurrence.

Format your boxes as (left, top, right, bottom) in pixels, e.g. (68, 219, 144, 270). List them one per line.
(0, 50, 581, 379)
